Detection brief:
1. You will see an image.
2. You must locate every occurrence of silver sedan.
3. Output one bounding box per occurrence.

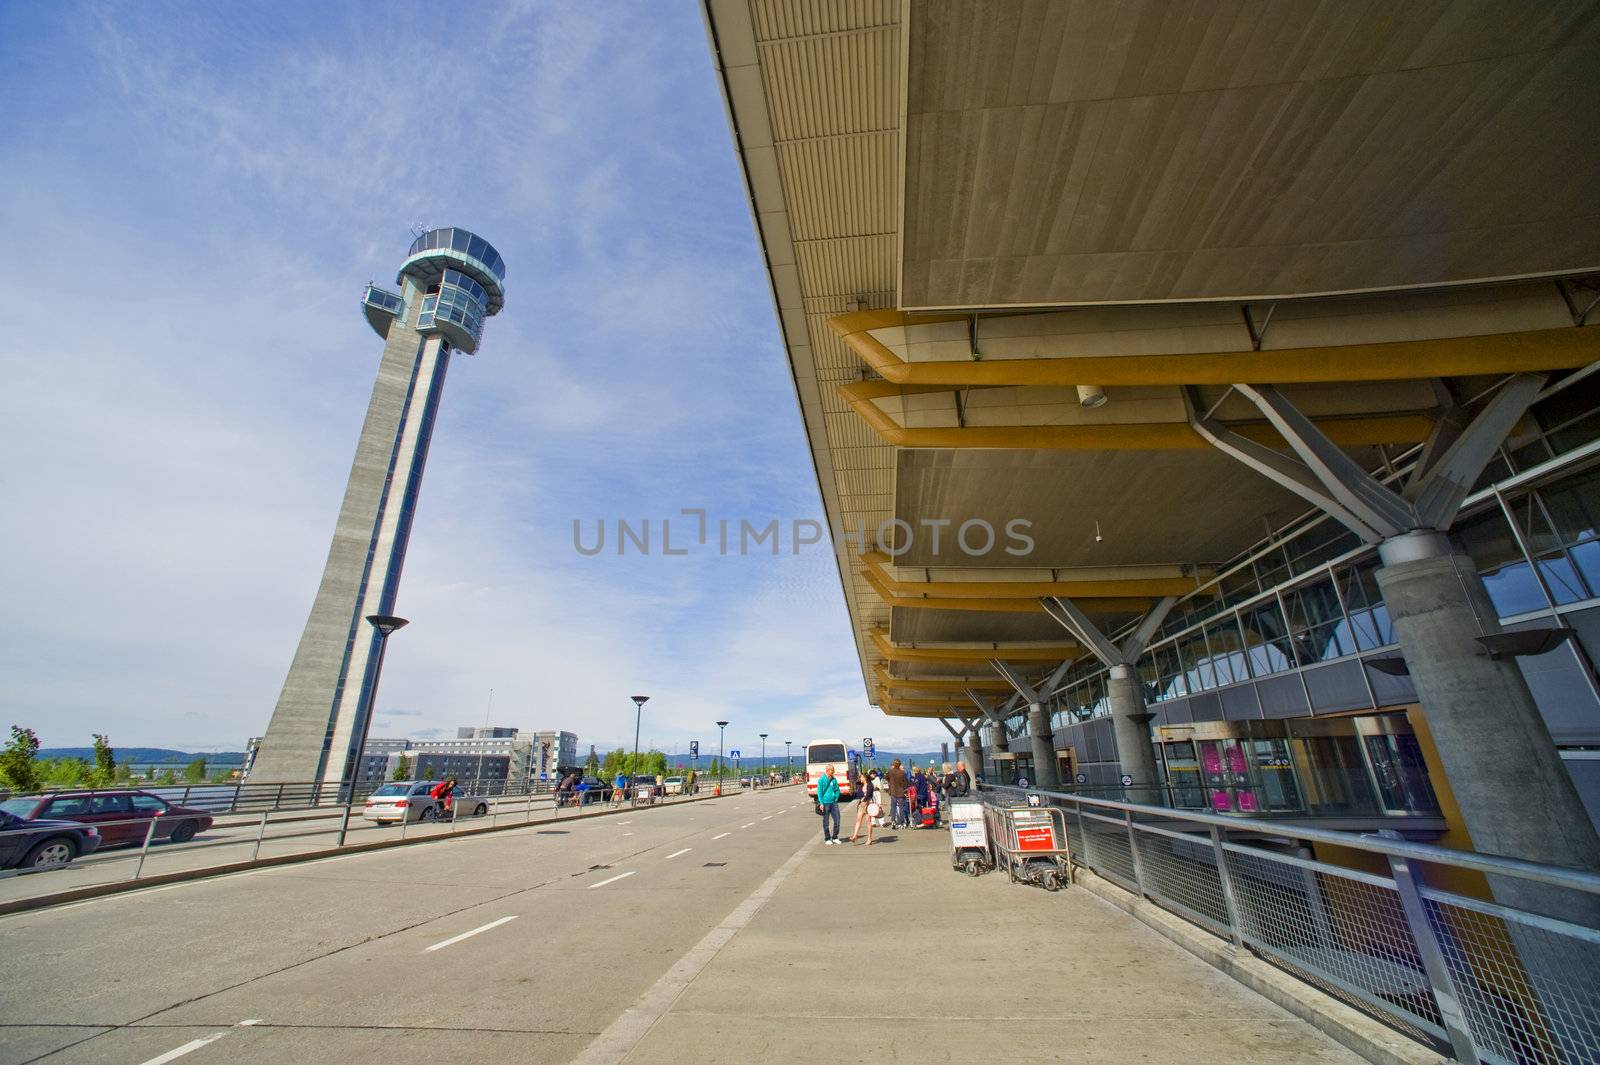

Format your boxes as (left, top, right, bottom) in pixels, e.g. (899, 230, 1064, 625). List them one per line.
(363, 781, 489, 824)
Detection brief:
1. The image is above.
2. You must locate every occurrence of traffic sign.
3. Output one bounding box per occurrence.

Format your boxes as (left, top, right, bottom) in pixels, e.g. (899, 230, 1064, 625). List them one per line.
(863, 737, 875, 757)
(1120, 773, 1134, 787)
(730, 749, 740, 759)
(689, 740, 699, 757)
(1076, 772, 1087, 784)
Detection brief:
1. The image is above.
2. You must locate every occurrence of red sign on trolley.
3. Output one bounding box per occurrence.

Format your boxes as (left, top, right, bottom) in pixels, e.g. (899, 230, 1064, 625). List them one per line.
(1015, 824, 1056, 851)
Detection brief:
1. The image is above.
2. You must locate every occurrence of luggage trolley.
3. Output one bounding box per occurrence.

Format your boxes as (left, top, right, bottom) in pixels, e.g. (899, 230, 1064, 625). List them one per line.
(983, 797, 1070, 891)
(947, 798, 991, 876)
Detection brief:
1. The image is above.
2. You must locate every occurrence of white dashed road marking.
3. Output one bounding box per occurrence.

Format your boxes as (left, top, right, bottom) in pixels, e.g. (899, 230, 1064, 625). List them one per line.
(761, 815, 772, 821)
(588, 871, 637, 889)
(569, 835, 819, 1065)
(666, 848, 691, 859)
(711, 832, 731, 840)
(741, 823, 755, 829)
(424, 915, 518, 952)
(136, 1032, 227, 1065)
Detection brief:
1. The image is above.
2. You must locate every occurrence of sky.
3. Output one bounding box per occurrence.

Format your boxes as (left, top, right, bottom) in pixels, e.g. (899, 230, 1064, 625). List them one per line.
(0, 1, 945, 758)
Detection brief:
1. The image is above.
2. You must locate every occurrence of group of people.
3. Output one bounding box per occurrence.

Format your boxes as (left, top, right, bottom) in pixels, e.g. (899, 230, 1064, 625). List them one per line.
(814, 758, 974, 846)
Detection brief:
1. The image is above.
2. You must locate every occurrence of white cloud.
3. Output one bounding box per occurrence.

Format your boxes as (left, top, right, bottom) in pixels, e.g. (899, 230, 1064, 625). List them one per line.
(0, 1, 923, 759)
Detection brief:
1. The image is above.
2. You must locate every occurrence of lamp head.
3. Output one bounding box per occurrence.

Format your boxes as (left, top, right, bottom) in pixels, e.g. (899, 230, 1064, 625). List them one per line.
(631, 695, 650, 707)
(716, 720, 729, 728)
(366, 614, 409, 637)
(759, 733, 768, 740)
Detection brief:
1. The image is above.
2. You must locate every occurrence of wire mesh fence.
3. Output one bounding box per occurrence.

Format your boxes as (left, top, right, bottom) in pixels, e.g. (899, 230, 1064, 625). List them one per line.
(983, 783, 1600, 1064)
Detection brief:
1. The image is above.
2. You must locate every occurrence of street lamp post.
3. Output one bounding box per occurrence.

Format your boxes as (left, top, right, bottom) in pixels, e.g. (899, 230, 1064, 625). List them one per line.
(337, 614, 408, 845)
(759, 733, 767, 787)
(785, 740, 792, 780)
(716, 720, 729, 784)
(631, 695, 649, 805)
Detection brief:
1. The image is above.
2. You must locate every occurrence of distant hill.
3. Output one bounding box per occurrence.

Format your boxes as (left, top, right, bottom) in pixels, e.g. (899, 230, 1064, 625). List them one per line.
(38, 748, 246, 765)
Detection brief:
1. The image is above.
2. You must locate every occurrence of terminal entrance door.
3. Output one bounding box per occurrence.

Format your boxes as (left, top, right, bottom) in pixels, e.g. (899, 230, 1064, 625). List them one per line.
(991, 751, 1033, 786)
(1197, 735, 1303, 814)
(1057, 748, 1078, 788)
(1157, 723, 1306, 815)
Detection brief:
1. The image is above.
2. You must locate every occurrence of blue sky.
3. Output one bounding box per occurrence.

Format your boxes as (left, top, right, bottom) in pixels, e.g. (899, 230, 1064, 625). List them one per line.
(0, 1, 940, 757)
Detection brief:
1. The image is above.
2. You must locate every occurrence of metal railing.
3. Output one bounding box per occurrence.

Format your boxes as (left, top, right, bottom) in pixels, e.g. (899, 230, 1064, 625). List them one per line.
(0, 777, 568, 818)
(0, 780, 792, 907)
(979, 783, 1600, 1064)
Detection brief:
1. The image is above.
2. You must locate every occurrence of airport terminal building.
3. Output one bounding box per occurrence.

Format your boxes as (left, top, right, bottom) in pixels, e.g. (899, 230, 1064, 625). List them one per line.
(703, 0, 1600, 874)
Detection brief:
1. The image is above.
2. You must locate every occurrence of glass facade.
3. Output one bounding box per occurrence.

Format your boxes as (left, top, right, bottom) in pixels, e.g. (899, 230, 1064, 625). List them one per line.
(407, 227, 506, 285)
(362, 285, 404, 316)
(415, 269, 487, 345)
(1036, 372, 1600, 740)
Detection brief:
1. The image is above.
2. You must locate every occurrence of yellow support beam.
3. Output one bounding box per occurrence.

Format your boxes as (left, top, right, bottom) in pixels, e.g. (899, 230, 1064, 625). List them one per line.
(861, 564, 1152, 613)
(861, 550, 1203, 599)
(829, 310, 1599, 387)
(837, 379, 1433, 450)
(873, 664, 1013, 692)
(869, 628, 1077, 663)
(876, 692, 978, 717)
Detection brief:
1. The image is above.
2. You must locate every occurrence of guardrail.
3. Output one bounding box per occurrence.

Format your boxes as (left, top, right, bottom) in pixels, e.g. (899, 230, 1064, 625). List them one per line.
(0, 774, 770, 818)
(978, 783, 1600, 1065)
(0, 780, 778, 908)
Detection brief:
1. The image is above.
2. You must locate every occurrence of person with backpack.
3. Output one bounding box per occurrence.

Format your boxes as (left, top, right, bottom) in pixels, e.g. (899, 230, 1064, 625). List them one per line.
(949, 762, 971, 797)
(909, 764, 930, 827)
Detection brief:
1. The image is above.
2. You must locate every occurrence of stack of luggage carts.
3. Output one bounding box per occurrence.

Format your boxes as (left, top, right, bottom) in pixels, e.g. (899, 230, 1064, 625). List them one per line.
(977, 792, 1071, 892)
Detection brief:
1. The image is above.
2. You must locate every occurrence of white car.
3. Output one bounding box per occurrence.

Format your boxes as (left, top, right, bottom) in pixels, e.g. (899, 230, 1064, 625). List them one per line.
(663, 776, 686, 795)
(363, 780, 489, 823)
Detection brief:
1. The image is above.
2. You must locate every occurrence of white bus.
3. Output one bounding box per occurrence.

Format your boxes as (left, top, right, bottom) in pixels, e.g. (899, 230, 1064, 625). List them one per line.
(805, 738, 853, 799)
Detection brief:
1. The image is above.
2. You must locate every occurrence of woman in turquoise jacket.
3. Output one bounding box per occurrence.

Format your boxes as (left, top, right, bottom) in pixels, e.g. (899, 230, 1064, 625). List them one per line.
(816, 765, 842, 844)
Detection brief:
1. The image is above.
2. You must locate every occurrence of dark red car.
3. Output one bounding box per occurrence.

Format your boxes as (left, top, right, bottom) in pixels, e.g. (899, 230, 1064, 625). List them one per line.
(0, 790, 214, 846)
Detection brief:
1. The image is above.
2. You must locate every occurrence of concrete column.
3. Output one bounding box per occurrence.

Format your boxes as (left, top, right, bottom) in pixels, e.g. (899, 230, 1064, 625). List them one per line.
(984, 720, 1010, 782)
(964, 732, 985, 785)
(1026, 703, 1060, 788)
(1108, 663, 1160, 801)
(1376, 531, 1600, 917)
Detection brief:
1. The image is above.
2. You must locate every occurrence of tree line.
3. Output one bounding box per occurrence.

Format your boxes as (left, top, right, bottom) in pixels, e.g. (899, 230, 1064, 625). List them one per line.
(0, 726, 226, 793)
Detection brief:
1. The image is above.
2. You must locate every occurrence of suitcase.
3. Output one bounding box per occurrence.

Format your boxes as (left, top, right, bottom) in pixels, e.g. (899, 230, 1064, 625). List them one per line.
(915, 803, 937, 828)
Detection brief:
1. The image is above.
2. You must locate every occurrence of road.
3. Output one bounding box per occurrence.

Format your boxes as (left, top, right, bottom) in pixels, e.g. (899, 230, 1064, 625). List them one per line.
(0, 789, 724, 908)
(0, 787, 1368, 1065)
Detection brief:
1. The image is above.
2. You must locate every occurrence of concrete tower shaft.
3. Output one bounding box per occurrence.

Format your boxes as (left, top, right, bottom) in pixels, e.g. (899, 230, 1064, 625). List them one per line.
(250, 229, 506, 788)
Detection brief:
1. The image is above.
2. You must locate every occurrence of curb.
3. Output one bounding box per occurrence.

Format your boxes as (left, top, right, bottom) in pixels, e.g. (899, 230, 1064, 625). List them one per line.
(1075, 870, 1448, 1065)
(0, 787, 773, 918)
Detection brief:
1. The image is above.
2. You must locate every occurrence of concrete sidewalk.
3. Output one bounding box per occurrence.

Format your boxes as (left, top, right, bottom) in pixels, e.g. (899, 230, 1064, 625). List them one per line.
(614, 822, 1369, 1064)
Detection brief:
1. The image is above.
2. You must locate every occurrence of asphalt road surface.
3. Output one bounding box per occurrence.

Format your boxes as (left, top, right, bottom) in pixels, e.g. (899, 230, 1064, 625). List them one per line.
(0, 790, 712, 907)
(1, 787, 1368, 1065)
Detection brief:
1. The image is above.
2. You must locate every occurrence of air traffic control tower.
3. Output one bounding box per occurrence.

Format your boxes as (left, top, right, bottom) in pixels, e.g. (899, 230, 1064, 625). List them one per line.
(249, 229, 506, 787)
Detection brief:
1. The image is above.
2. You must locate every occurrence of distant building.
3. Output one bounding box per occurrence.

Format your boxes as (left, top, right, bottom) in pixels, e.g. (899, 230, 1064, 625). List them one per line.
(358, 728, 578, 786)
(409, 752, 510, 785)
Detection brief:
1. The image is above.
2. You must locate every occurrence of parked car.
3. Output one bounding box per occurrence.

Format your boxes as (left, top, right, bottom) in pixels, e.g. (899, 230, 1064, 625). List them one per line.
(0, 807, 101, 870)
(576, 777, 613, 804)
(663, 776, 685, 795)
(0, 790, 214, 846)
(363, 781, 489, 823)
